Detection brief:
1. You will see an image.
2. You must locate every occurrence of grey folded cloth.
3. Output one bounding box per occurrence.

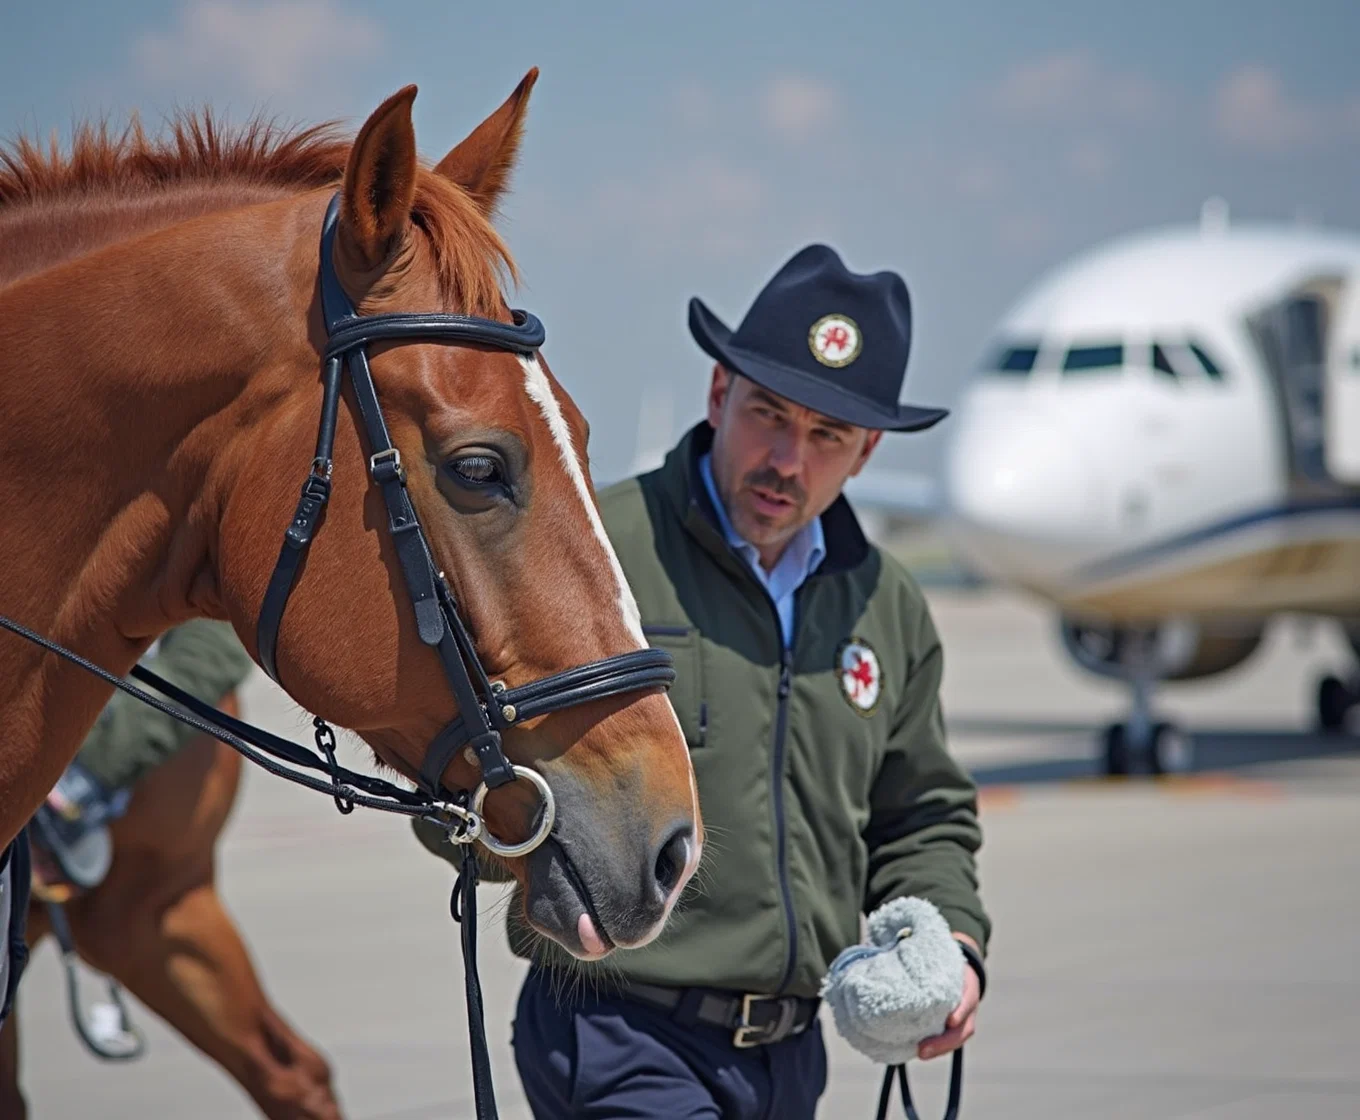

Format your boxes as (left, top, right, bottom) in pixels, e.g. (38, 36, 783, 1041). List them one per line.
(819, 896, 964, 1066)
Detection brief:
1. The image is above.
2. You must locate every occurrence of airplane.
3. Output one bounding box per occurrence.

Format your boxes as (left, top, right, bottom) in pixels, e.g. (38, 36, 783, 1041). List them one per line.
(916, 200, 1360, 774)
(628, 200, 1360, 776)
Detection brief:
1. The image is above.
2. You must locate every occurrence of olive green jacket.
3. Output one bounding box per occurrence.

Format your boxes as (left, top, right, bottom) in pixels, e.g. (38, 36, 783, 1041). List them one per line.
(415, 422, 989, 999)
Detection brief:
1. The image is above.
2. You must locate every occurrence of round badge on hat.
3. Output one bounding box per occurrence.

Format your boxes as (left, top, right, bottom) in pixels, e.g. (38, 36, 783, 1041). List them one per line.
(809, 313, 862, 368)
(836, 637, 881, 716)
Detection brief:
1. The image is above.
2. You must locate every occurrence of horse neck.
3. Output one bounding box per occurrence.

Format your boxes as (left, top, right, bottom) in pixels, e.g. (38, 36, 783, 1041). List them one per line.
(0, 184, 300, 289)
(0, 188, 325, 844)
(0, 188, 326, 632)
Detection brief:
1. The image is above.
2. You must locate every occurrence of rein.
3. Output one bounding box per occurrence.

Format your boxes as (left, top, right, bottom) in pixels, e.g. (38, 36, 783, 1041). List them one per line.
(0, 190, 679, 1120)
(0, 613, 505, 1114)
(876, 1053, 963, 1120)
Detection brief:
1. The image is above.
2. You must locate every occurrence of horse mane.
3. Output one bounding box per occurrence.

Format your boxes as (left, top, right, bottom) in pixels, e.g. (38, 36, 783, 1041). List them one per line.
(0, 109, 517, 314)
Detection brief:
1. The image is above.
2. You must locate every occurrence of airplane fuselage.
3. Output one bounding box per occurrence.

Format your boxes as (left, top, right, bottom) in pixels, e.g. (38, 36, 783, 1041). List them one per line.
(943, 220, 1360, 632)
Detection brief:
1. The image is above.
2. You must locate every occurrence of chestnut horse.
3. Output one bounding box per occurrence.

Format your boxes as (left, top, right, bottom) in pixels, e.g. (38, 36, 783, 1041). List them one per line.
(1, 693, 345, 1120)
(0, 64, 702, 1083)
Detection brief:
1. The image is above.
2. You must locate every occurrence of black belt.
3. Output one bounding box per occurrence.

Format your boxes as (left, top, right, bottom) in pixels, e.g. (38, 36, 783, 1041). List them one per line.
(623, 981, 819, 1048)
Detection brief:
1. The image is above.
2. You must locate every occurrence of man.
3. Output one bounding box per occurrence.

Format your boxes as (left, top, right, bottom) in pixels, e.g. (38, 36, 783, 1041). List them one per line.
(28, 619, 255, 898)
(414, 244, 990, 1118)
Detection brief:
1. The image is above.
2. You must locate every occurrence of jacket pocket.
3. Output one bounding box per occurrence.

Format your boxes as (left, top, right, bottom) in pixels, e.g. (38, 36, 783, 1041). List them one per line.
(642, 624, 707, 749)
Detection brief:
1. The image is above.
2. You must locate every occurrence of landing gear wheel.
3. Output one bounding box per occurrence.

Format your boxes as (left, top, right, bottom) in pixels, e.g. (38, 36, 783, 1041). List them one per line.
(1317, 675, 1353, 733)
(1102, 723, 1131, 776)
(1149, 721, 1193, 775)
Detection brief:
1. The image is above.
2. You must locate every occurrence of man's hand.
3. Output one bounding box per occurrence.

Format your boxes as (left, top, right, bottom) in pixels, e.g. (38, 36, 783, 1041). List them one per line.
(917, 933, 981, 1060)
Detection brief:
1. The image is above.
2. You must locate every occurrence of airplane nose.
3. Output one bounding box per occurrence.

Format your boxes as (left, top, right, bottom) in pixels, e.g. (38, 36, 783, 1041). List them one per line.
(944, 411, 1098, 583)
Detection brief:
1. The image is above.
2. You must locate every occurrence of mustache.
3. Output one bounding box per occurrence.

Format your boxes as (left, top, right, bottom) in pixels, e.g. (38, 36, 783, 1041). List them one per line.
(744, 468, 804, 506)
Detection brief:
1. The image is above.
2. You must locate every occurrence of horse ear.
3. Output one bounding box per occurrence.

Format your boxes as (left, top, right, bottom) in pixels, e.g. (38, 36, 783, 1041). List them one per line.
(433, 67, 538, 218)
(339, 85, 420, 272)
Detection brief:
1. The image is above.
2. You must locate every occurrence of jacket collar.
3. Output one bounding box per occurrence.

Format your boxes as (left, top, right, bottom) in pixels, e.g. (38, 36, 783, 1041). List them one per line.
(655, 421, 870, 579)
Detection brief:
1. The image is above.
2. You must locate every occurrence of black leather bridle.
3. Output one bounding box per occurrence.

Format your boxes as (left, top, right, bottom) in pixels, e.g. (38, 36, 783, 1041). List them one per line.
(254, 191, 675, 855)
(0, 190, 678, 1120)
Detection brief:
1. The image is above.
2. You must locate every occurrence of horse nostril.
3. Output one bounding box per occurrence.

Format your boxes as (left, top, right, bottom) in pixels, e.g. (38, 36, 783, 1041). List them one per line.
(653, 824, 692, 898)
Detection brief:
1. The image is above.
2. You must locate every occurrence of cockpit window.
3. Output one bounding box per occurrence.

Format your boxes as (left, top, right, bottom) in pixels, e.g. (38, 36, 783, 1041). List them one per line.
(1151, 343, 1177, 379)
(1063, 343, 1123, 372)
(986, 343, 1040, 376)
(1188, 341, 1224, 380)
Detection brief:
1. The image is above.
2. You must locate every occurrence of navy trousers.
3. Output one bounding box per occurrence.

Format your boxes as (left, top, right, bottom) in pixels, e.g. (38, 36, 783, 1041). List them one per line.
(511, 966, 828, 1119)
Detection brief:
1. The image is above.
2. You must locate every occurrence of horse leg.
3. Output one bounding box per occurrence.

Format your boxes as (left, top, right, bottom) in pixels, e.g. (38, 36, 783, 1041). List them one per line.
(74, 875, 341, 1120)
(62, 709, 343, 1120)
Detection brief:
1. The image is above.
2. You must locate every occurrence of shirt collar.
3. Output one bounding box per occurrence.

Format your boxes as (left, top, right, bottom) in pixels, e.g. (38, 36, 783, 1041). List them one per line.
(698, 452, 826, 582)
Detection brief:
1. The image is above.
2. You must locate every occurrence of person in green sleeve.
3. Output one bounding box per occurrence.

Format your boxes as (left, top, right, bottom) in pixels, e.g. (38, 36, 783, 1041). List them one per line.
(29, 619, 254, 896)
(413, 243, 991, 1119)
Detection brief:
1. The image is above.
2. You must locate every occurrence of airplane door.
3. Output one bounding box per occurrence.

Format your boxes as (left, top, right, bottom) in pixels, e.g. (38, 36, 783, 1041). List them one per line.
(1246, 276, 1353, 497)
(1325, 279, 1360, 484)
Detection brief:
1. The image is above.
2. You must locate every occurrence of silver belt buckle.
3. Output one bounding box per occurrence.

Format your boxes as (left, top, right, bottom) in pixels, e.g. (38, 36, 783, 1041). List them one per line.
(732, 993, 797, 1048)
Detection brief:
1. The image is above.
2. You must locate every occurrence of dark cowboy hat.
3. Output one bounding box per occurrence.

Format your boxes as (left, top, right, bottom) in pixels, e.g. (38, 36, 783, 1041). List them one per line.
(688, 244, 947, 432)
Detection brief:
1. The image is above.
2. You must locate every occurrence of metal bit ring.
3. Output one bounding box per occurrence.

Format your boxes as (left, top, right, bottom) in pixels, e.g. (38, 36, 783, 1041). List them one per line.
(471, 765, 556, 858)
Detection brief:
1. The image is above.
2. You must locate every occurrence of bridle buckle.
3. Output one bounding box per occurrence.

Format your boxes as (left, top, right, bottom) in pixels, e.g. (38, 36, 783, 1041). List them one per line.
(369, 446, 405, 483)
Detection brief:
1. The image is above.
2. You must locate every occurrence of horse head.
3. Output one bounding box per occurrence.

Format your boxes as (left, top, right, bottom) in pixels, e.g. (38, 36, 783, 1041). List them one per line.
(214, 74, 702, 958)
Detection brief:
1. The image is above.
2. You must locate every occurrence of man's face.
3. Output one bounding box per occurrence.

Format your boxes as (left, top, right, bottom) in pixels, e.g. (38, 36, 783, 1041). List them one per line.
(707, 365, 882, 567)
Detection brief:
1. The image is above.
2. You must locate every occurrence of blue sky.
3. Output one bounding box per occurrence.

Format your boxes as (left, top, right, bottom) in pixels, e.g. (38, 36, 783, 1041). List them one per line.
(4, 1, 1358, 479)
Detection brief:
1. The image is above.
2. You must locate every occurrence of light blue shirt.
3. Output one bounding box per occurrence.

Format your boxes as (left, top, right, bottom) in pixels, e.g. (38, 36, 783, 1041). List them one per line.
(699, 453, 825, 649)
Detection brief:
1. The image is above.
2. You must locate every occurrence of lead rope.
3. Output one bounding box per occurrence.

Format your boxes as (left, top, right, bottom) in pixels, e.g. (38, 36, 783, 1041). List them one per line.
(875, 1051, 963, 1120)
(450, 810, 498, 1120)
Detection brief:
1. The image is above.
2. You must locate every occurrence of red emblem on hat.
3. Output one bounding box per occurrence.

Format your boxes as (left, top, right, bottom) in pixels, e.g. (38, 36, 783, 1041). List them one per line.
(809, 314, 862, 367)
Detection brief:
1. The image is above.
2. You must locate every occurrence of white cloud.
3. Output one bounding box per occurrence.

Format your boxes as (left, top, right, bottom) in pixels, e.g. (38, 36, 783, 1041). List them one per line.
(1211, 65, 1324, 153)
(992, 50, 1167, 124)
(591, 157, 765, 258)
(132, 0, 381, 99)
(760, 75, 842, 142)
(602, 159, 763, 221)
(996, 51, 1092, 114)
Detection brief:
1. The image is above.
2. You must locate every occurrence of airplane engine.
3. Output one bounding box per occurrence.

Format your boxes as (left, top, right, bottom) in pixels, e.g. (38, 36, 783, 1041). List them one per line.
(1059, 617, 1264, 683)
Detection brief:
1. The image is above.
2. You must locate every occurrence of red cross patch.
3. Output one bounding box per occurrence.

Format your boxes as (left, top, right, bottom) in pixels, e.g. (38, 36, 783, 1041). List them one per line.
(836, 638, 881, 715)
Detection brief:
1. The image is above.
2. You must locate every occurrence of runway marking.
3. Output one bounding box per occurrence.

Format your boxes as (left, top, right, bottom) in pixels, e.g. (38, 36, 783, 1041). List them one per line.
(978, 772, 1286, 803)
(978, 786, 1022, 811)
(1152, 772, 1285, 800)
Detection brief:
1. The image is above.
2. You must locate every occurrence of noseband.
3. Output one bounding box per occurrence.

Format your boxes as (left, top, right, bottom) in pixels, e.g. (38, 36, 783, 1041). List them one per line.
(253, 191, 675, 855)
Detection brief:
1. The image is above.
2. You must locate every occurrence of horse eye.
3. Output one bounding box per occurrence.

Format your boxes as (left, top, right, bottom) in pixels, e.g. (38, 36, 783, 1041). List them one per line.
(449, 454, 503, 487)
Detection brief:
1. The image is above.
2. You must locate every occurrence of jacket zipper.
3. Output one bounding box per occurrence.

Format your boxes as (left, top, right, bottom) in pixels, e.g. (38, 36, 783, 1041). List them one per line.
(771, 645, 797, 994)
(703, 526, 803, 995)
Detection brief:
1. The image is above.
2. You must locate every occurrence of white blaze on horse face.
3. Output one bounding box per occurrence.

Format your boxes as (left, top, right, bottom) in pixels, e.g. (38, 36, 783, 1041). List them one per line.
(518, 356, 646, 646)
(518, 357, 703, 905)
